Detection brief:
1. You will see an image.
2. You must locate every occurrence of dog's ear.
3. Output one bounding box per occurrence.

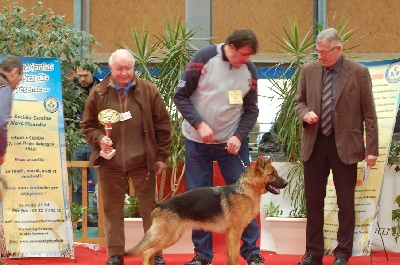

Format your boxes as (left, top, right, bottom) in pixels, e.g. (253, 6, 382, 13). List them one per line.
(265, 156, 272, 165)
(256, 154, 265, 170)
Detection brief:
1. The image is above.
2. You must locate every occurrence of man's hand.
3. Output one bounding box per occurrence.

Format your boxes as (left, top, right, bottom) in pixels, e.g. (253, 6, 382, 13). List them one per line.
(0, 155, 4, 166)
(365, 155, 378, 167)
(155, 161, 166, 176)
(303, 111, 318, 124)
(226, 136, 241, 155)
(197, 121, 214, 143)
(100, 136, 113, 153)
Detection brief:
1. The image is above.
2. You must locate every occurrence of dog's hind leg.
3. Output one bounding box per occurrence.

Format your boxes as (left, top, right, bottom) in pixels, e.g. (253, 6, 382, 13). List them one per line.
(129, 217, 184, 264)
(141, 250, 157, 265)
(140, 251, 154, 265)
(226, 228, 242, 265)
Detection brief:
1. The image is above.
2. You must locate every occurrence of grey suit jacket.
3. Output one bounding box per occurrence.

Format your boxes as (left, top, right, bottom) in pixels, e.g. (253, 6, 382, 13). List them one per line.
(294, 57, 379, 164)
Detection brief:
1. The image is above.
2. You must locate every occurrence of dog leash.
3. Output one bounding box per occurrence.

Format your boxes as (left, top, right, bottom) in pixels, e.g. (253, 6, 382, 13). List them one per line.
(237, 154, 246, 169)
(208, 141, 247, 169)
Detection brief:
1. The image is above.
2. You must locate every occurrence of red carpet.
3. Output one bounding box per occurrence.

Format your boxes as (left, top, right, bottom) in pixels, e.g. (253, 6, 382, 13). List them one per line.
(3, 234, 400, 265)
(2, 233, 399, 265)
(2, 248, 400, 265)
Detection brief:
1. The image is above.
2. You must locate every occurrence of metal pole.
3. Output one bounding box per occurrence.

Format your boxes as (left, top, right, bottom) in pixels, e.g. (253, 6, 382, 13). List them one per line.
(73, 0, 84, 58)
(85, 0, 91, 58)
(318, 0, 327, 30)
(313, 0, 318, 39)
(186, 0, 212, 50)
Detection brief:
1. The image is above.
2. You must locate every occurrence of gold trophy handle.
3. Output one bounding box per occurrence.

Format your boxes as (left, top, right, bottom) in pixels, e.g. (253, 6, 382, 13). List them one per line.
(98, 109, 120, 160)
(104, 123, 113, 138)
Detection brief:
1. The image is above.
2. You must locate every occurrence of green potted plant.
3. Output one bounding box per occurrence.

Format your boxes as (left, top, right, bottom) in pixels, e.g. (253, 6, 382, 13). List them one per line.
(70, 202, 87, 233)
(123, 195, 141, 219)
(123, 194, 145, 252)
(263, 201, 307, 254)
(262, 201, 282, 218)
(392, 195, 400, 243)
(387, 141, 400, 243)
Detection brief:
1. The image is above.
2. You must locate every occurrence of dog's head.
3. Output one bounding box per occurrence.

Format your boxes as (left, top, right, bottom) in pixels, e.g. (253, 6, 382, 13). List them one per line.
(254, 154, 287, 195)
(0, 175, 8, 201)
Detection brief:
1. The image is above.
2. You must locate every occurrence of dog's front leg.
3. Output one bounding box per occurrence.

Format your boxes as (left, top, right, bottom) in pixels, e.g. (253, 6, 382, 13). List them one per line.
(226, 228, 242, 265)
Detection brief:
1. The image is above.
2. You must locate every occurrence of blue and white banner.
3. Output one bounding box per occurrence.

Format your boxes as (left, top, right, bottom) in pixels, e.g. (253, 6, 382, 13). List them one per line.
(0, 56, 74, 259)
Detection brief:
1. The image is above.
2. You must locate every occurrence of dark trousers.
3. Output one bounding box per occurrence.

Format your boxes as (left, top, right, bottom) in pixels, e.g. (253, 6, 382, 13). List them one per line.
(303, 132, 357, 260)
(98, 166, 157, 256)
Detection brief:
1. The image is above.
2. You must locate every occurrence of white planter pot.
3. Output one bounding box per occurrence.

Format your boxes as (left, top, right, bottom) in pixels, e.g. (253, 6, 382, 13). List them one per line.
(124, 218, 194, 254)
(266, 217, 307, 255)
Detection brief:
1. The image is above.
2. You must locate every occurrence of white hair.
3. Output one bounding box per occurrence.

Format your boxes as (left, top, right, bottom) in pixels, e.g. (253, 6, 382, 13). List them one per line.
(108, 49, 135, 66)
(316, 28, 343, 48)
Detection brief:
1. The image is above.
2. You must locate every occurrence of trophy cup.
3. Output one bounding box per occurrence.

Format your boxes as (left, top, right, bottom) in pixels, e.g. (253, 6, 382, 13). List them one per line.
(98, 109, 120, 160)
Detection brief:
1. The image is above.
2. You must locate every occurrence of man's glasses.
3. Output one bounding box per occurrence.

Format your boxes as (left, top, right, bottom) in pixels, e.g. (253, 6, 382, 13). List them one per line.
(314, 46, 337, 56)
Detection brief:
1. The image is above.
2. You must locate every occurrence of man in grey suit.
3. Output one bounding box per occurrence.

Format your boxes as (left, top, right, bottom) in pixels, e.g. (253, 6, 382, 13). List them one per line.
(294, 28, 379, 265)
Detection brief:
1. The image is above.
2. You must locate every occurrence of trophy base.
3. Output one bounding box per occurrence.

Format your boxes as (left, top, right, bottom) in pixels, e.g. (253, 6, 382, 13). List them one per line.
(100, 149, 116, 160)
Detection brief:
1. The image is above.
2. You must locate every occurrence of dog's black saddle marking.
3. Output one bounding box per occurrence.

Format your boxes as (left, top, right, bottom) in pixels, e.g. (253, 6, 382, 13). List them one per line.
(157, 186, 236, 221)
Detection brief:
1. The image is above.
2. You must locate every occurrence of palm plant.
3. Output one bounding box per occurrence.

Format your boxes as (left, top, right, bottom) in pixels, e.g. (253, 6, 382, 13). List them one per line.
(122, 20, 206, 202)
(268, 20, 314, 209)
(269, 17, 365, 209)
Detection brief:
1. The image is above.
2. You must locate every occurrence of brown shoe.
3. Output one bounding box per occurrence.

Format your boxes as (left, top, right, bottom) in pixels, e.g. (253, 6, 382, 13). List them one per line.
(298, 254, 323, 265)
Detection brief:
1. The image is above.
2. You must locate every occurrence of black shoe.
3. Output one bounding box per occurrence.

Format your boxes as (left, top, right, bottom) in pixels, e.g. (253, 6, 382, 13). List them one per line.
(332, 257, 348, 265)
(246, 253, 265, 265)
(298, 254, 323, 265)
(106, 255, 124, 265)
(184, 254, 211, 265)
(154, 255, 165, 265)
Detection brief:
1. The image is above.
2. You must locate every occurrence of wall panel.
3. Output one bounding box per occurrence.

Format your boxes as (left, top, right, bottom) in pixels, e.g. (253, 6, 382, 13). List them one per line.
(1, 0, 399, 62)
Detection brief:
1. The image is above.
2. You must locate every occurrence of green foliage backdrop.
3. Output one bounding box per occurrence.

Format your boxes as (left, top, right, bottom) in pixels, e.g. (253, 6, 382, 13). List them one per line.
(0, 0, 100, 160)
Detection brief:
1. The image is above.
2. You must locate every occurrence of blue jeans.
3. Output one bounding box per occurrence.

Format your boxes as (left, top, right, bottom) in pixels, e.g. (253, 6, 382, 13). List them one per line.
(72, 144, 98, 214)
(184, 138, 260, 261)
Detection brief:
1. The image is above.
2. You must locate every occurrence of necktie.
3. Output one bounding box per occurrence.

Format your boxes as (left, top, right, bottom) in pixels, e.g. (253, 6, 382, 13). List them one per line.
(119, 87, 125, 104)
(321, 68, 333, 136)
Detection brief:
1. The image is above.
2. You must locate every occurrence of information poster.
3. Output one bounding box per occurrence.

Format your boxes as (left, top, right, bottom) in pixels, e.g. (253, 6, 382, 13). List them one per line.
(0, 56, 73, 258)
(323, 59, 400, 256)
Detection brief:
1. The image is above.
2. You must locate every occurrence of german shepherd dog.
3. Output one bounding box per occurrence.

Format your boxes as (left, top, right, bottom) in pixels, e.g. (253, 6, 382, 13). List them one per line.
(126, 155, 287, 265)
